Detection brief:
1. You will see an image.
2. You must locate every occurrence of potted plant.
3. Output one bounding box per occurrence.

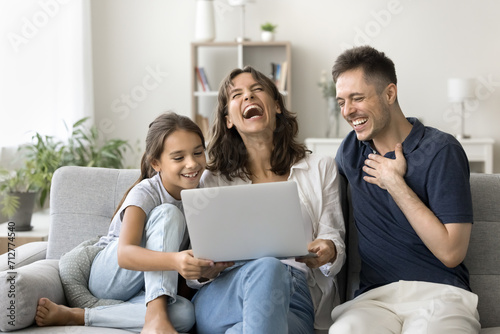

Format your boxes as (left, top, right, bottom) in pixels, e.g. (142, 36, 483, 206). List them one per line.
(0, 166, 40, 231)
(260, 22, 277, 42)
(0, 117, 130, 230)
(62, 117, 129, 169)
(0, 132, 64, 230)
(318, 70, 341, 138)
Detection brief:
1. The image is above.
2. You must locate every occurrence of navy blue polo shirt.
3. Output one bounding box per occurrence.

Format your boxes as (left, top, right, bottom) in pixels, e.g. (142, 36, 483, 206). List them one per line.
(336, 118, 472, 296)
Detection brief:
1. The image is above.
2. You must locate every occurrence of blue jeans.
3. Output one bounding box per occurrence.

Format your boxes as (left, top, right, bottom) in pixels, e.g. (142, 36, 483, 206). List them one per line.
(87, 204, 194, 332)
(193, 257, 315, 334)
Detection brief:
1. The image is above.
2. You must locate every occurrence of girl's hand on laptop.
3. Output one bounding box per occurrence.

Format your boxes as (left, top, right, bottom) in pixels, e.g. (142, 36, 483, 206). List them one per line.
(200, 261, 234, 281)
(296, 239, 337, 268)
(175, 250, 227, 280)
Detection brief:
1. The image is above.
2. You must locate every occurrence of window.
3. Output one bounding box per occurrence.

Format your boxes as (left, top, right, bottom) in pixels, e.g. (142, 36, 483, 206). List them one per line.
(0, 0, 93, 150)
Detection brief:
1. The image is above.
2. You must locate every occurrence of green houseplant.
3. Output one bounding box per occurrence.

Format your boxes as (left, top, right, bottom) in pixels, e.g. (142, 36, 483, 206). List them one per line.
(0, 166, 41, 230)
(62, 117, 129, 169)
(260, 22, 277, 42)
(318, 70, 341, 138)
(22, 133, 66, 210)
(0, 133, 63, 230)
(0, 117, 130, 230)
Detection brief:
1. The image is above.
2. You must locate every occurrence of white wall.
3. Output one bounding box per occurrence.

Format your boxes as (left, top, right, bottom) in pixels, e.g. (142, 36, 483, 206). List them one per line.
(91, 0, 500, 171)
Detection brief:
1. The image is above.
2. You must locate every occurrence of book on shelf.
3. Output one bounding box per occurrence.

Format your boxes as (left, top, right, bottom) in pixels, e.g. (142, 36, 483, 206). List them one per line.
(270, 61, 288, 92)
(195, 67, 211, 92)
(199, 67, 211, 91)
(195, 67, 206, 91)
(279, 61, 288, 92)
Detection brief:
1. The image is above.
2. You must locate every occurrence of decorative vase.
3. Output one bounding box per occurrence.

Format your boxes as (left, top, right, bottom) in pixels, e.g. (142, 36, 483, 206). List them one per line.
(326, 97, 340, 138)
(8, 191, 37, 231)
(261, 31, 274, 42)
(194, 0, 215, 42)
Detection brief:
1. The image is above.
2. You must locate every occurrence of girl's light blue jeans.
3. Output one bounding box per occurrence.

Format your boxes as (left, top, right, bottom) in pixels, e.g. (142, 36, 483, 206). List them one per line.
(87, 204, 194, 332)
(193, 257, 315, 334)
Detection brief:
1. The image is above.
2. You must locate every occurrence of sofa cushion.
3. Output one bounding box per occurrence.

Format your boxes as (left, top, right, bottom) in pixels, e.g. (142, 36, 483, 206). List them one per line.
(0, 259, 64, 332)
(480, 328, 500, 334)
(59, 237, 122, 308)
(3, 326, 134, 333)
(337, 175, 360, 303)
(465, 173, 500, 328)
(0, 242, 47, 272)
(46, 167, 139, 260)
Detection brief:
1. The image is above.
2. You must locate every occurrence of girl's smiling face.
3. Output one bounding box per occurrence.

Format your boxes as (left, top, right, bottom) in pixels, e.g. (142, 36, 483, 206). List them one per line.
(152, 129, 206, 200)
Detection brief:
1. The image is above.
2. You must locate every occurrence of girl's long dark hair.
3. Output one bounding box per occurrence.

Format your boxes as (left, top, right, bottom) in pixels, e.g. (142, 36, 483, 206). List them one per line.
(112, 112, 205, 220)
(207, 66, 308, 181)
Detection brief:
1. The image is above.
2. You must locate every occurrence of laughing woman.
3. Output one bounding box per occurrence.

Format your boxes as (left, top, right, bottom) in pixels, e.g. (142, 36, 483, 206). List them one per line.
(190, 66, 346, 333)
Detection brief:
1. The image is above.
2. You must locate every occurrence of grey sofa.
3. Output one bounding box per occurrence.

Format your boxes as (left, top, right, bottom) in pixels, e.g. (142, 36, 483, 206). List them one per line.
(0, 166, 499, 333)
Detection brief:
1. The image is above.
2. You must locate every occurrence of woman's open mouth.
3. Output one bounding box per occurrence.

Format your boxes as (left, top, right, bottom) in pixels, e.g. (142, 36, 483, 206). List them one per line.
(243, 104, 263, 119)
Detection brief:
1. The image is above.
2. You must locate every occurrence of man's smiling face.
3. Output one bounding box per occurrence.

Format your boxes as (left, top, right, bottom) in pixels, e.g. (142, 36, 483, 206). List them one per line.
(336, 68, 391, 142)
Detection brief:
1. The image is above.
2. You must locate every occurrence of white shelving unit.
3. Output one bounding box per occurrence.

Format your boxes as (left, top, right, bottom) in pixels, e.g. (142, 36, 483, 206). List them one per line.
(459, 138, 495, 173)
(191, 41, 292, 135)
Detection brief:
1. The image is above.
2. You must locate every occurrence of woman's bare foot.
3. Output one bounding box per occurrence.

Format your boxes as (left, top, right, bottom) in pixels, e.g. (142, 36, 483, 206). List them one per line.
(35, 298, 85, 326)
(141, 296, 177, 334)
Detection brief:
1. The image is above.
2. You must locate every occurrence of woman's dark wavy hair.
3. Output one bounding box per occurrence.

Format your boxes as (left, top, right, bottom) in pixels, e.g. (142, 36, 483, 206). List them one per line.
(207, 66, 308, 181)
(112, 112, 205, 219)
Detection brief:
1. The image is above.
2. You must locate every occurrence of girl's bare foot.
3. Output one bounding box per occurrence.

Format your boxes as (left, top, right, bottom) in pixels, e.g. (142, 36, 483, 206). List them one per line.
(141, 296, 177, 334)
(35, 298, 85, 326)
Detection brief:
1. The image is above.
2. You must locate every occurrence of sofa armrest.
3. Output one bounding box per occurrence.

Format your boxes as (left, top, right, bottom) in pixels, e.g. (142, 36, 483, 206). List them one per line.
(0, 241, 48, 272)
(0, 259, 65, 332)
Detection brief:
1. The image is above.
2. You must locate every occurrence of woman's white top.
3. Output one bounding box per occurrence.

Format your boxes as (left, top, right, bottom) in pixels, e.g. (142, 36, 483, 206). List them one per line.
(201, 153, 346, 329)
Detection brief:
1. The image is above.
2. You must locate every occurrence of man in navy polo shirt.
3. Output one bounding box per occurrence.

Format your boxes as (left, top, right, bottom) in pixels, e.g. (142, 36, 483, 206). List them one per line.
(329, 46, 480, 333)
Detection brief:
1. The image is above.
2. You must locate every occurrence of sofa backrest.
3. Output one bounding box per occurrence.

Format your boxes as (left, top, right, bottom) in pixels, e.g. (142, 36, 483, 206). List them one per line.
(341, 173, 500, 328)
(46, 167, 499, 328)
(338, 175, 360, 303)
(464, 173, 500, 328)
(46, 166, 140, 259)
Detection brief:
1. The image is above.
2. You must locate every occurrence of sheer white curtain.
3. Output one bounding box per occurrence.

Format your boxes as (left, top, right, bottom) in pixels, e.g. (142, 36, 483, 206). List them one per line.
(0, 0, 93, 151)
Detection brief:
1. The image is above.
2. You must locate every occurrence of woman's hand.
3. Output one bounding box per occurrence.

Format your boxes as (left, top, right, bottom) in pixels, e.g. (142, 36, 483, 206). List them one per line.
(296, 239, 337, 269)
(175, 250, 233, 280)
(200, 261, 234, 280)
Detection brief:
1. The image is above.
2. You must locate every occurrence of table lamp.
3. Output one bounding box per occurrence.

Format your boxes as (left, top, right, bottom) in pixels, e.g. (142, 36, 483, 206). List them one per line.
(228, 0, 255, 42)
(447, 78, 475, 139)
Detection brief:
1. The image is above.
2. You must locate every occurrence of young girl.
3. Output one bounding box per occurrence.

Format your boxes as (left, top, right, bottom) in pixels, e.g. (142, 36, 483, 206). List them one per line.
(35, 112, 231, 333)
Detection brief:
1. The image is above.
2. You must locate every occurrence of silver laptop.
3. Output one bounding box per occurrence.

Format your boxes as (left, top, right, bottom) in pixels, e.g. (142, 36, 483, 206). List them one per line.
(181, 181, 312, 262)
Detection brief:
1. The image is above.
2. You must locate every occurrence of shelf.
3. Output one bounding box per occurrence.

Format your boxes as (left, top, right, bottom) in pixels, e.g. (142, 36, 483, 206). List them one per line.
(194, 90, 289, 97)
(191, 41, 291, 48)
(194, 91, 219, 97)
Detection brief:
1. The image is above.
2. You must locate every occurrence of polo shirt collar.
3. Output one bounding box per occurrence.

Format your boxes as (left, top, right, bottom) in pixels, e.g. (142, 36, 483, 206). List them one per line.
(402, 117, 425, 154)
(360, 117, 424, 156)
